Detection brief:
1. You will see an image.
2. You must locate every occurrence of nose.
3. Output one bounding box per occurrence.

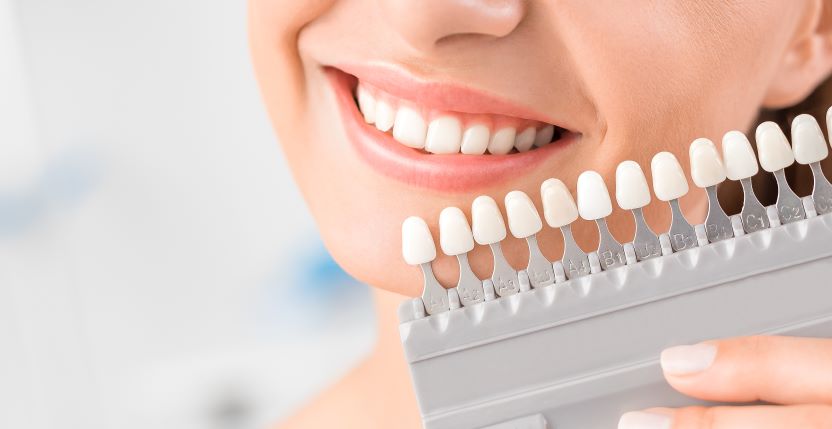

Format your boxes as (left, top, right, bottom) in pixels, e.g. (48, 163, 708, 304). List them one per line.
(380, 0, 527, 52)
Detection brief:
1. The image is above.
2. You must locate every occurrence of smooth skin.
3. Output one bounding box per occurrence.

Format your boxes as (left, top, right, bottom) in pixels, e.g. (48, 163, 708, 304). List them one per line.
(248, 1, 832, 427)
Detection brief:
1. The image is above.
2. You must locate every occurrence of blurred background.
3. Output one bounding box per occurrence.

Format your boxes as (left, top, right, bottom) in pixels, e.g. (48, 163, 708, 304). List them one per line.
(0, 1, 376, 428)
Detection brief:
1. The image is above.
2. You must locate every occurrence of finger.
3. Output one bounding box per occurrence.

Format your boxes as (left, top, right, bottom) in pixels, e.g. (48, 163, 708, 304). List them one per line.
(659, 336, 832, 404)
(618, 405, 832, 429)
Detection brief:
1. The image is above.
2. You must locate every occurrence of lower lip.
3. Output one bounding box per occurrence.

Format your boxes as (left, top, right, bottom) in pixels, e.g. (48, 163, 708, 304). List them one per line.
(327, 68, 579, 193)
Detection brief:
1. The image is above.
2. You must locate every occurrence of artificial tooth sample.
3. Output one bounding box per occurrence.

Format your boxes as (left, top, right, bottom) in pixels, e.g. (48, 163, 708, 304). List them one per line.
(755, 121, 805, 223)
(541, 178, 591, 278)
(577, 171, 626, 270)
(722, 131, 770, 233)
(651, 152, 697, 252)
(488, 127, 517, 155)
(514, 127, 537, 152)
(425, 116, 462, 154)
(534, 125, 555, 147)
(615, 161, 661, 260)
(439, 207, 485, 307)
(392, 107, 427, 149)
(505, 191, 555, 288)
(461, 125, 490, 155)
(689, 138, 733, 242)
(472, 196, 518, 297)
(402, 216, 448, 315)
(793, 113, 832, 215)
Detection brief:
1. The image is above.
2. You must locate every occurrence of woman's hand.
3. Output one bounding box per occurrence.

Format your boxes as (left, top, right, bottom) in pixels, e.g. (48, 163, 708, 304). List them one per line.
(618, 336, 832, 428)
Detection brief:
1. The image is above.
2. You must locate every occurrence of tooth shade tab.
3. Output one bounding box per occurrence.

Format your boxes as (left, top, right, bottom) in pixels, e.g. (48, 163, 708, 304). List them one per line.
(791, 114, 829, 165)
(472, 196, 507, 245)
(541, 178, 579, 228)
(755, 121, 795, 172)
(402, 216, 437, 265)
(651, 152, 689, 201)
(722, 131, 760, 180)
(689, 138, 727, 188)
(426, 116, 462, 154)
(577, 171, 613, 220)
(505, 190, 543, 238)
(488, 127, 517, 155)
(461, 125, 490, 155)
(392, 107, 427, 149)
(615, 160, 651, 210)
(439, 207, 475, 256)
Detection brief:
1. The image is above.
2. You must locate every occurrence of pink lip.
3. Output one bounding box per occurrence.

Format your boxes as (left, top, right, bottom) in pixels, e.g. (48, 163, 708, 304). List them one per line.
(327, 67, 579, 193)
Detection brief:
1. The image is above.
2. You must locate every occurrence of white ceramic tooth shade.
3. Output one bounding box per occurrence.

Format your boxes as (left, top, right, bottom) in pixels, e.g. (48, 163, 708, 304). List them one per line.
(540, 178, 579, 228)
(577, 171, 613, 220)
(755, 121, 795, 172)
(791, 114, 829, 165)
(689, 138, 726, 188)
(471, 196, 507, 245)
(722, 131, 759, 180)
(505, 190, 543, 238)
(439, 207, 475, 256)
(402, 216, 436, 265)
(651, 152, 689, 201)
(615, 161, 651, 210)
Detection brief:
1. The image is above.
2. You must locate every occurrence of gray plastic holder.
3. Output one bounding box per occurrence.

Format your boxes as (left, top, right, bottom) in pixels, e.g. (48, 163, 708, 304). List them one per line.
(398, 210, 832, 429)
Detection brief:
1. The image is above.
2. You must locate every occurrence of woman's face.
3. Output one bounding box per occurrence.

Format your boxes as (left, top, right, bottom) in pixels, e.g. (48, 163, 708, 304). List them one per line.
(249, 1, 810, 296)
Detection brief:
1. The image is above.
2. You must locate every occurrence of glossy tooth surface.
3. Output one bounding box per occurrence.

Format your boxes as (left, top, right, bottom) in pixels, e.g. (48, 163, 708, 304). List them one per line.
(471, 196, 507, 245)
(374, 101, 395, 132)
(615, 160, 651, 210)
(791, 114, 829, 165)
(755, 121, 795, 172)
(356, 85, 376, 124)
(504, 190, 542, 238)
(439, 207, 475, 256)
(392, 107, 427, 149)
(425, 116, 462, 154)
(651, 152, 689, 201)
(541, 178, 579, 227)
(534, 125, 555, 147)
(577, 170, 613, 220)
(690, 138, 726, 188)
(722, 131, 759, 180)
(488, 127, 517, 155)
(401, 216, 436, 265)
(460, 125, 490, 155)
(514, 127, 536, 152)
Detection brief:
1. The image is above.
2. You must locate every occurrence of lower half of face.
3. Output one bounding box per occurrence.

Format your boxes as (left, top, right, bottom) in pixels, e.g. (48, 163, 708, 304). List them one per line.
(250, 0, 801, 296)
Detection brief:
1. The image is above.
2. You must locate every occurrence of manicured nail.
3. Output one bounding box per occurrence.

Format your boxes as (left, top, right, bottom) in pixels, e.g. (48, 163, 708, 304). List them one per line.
(618, 410, 673, 429)
(661, 343, 717, 375)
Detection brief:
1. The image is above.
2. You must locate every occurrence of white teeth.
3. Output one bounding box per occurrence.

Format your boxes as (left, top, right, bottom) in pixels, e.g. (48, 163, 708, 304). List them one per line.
(356, 85, 376, 124)
(540, 178, 579, 228)
(721, 131, 760, 180)
(651, 152, 689, 201)
(392, 107, 427, 149)
(460, 125, 490, 155)
(401, 216, 436, 266)
(791, 114, 829, 165)
(689, 138, 726, 188)
(534, 125, 555, 147)
(514, 127, 536, 152)
(425, 116, 463, 154)
(615, 160, 651, 210)
(374, 101, 395, 132)
(577, 171, 613, 221)
(439, 207, 475, 256)
(504, 190, 543, 238)
(488, 127, 517, 155)
(471, 196, 507, 245)
(755, 121, 795, 172)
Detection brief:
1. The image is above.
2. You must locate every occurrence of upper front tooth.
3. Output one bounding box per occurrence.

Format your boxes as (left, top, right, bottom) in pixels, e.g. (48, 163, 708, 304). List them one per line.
(488, 127, 517, 155)
(791, 114, 829, 165)
(356, 85, 376, 124)
(534, 125, 555, 147)
(722, 131, 759, 180)
(615, 160, 651, 210)
(401, 216, 437, 265)
(577, 171, 613, 220)
(651, 152, 689, 201)
(374, 101, 395, 132)
(461, 125, 490, 155)
(540, 178, 579, 227)
(392, 107, 427, 148)
(439, 207, 475, 256)
(689, 138, 727, 188)
(755, 122, 795, 172)
(425, 116, 462, 154)
(504, 190, 543, 238)
(514, 127, 536, 152)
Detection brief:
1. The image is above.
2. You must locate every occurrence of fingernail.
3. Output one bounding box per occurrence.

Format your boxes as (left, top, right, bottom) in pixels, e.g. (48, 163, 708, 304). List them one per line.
(618, 410, 673, 429)
(661, 343, 717, 375)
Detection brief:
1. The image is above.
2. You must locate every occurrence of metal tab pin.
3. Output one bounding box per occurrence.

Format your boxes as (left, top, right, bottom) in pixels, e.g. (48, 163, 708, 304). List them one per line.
(793, 114, 832, 215)
(541, 178, 591, 279)
(439, 207, 484, 307)
(471, 196, 518, 297)
(505, 191, 555, 288)
(615, 161, 661, 261)
(577, 171, 626, 270)
(722, 131, 770, 233)
(755, 121, 805, 223)
(402, 216, 448, 316)
(651, 152, 697, 252)
(689, 138, 733, 242)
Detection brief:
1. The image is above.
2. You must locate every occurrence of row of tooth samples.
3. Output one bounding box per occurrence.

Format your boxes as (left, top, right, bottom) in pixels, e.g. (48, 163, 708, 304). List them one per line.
(402, 111, 832, 316)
